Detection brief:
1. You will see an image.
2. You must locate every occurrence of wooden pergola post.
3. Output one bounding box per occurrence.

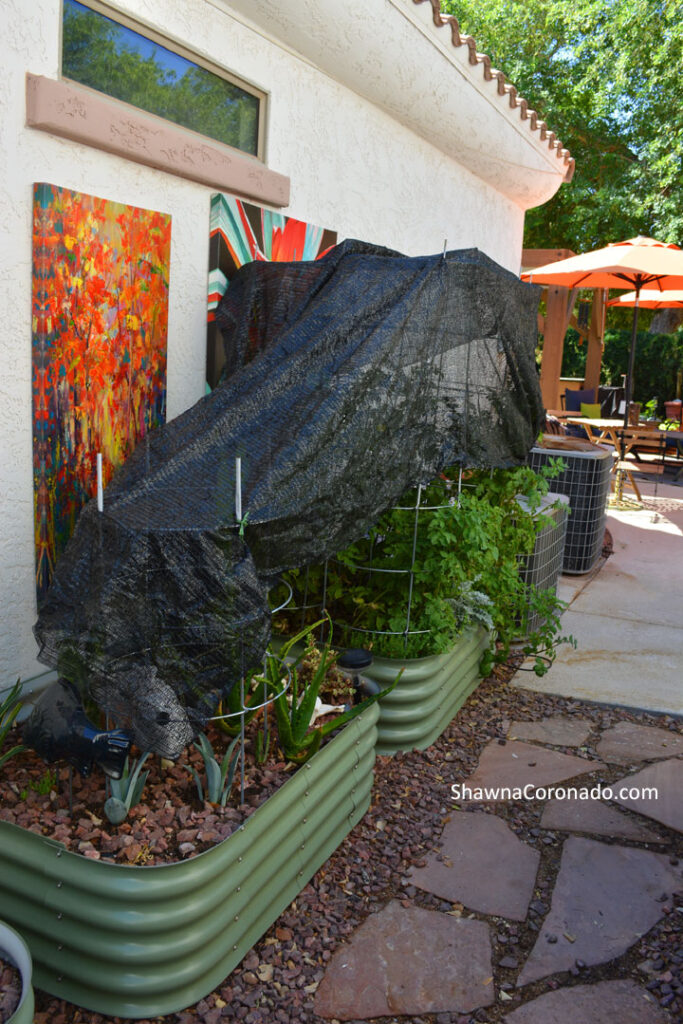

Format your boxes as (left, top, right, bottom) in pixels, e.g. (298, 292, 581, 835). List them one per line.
(522, 249, 607, 411)
(583, 288, 606, 394)
(538, 285, 572, 410)
(522, 249, 575, 410)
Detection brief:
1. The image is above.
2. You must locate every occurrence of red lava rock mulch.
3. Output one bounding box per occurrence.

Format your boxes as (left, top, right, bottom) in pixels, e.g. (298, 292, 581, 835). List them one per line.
(0, 726, 295, 865)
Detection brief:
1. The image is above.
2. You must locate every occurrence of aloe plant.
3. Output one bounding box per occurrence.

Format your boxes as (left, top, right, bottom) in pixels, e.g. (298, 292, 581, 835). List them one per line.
(267, 618, 401, 765)
(189, 733, 240, 806)
(215, 665, 270, 738)
(0, 680, 26, 771)
(104, 753, 150, 824)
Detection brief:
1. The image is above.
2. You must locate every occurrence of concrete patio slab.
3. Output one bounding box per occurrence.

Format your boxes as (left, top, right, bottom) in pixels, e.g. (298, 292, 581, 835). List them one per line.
(596, 721, 683, 762)
(461, 740, 602, 797)
(569, 504, 683, 631)
(518, 836, 683, 986)
(408, 811, 540, 921)
(507, 717, 592, 747)
(614, 757, 683, 833)
(515, 610, 683, 715)
(540, 796, 664, 842)
(314, 900, 494, 1019)
(515, 483, 683, 717)
(504, 979, 668, 1023)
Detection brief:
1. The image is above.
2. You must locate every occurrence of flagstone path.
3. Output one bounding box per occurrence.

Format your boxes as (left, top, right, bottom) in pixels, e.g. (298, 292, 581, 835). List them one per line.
(596, 722, 683, 763)
(408, 812, 540, 921)
(315, 716, 683, 1023)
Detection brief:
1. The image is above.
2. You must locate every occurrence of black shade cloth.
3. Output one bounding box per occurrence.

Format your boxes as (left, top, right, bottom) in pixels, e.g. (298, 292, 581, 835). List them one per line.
(34, 239, 543, 757)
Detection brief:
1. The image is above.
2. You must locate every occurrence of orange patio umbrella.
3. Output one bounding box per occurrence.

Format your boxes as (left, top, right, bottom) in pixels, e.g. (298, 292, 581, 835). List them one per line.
(521, 236, 683, 428)
(607, 288, 683, 309)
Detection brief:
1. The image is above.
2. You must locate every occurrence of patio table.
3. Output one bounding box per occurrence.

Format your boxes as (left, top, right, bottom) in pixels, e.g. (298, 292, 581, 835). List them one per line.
(565, 417, 625, 450)
(566, 418, 675, 501)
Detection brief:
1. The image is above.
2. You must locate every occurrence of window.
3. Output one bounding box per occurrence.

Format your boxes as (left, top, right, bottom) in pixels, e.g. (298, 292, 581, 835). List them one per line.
(61, 0, 264, 158)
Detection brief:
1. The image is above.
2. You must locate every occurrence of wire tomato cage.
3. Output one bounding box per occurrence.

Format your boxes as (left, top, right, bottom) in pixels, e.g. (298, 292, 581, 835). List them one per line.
(288, 468, 468, 654)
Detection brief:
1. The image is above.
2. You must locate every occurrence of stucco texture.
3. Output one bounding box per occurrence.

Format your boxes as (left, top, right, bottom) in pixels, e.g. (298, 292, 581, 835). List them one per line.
(1, 0, 531, 688)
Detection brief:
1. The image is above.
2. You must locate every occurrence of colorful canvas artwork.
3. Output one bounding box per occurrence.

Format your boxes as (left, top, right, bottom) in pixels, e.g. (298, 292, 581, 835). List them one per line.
(32, 182, 171, 603)
(206, 194, 337, 387)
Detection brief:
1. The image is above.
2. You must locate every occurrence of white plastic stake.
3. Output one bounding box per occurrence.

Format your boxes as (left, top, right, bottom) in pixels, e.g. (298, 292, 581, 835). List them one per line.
(235, 457, 242, 522)
(96, 453, 104, 512)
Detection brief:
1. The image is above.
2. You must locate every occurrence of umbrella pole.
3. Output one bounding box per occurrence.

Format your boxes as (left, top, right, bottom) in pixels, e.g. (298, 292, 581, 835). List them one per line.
(622, 292, 641, 430)
(614, 291, 641, 503)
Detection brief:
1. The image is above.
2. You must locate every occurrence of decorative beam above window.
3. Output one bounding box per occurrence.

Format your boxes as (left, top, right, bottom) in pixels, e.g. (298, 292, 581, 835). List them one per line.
(26, 74, 290, 207)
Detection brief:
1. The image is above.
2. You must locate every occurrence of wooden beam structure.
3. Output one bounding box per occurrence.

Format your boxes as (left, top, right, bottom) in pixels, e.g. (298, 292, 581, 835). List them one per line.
(522, 248, 607, 410)
(584, 289, 606, 394)
(522, 248, 575, 269)
(538, 285, 573, 409)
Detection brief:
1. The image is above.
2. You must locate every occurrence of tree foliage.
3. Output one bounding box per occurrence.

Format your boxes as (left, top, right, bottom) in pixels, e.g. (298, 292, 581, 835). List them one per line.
(63, 0, 259, 154)
(442, 0, 683, 252)
(600, 329, 683, 407)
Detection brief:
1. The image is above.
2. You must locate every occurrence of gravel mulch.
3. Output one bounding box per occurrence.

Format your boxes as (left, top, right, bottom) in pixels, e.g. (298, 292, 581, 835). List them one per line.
(1, 653, 681, 1024)
(0, 958, 21, 1023)
(0, 730, 296, 865)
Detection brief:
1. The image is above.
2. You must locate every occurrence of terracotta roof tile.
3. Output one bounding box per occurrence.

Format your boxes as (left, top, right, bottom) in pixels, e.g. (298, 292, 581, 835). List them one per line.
(413, 0, 574, 181)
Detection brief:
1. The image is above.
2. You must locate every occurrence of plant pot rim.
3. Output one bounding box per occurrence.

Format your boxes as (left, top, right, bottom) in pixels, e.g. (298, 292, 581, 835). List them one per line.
(0, 919, 34, 1024)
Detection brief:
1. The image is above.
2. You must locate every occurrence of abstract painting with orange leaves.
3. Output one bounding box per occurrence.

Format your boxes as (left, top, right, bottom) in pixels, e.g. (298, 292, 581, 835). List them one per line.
(32, 182, 171, 603)
(206, 194, 336, 388)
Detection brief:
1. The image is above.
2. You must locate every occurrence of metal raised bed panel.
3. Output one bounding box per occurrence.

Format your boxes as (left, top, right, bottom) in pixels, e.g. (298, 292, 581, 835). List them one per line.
(0, 704, 379, 1019)
(365, 627, 489, 755)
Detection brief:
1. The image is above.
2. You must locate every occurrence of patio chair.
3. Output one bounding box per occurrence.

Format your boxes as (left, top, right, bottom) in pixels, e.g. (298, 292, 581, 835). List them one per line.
(613, 428, 667, 502)
(561, 387, 595, 440)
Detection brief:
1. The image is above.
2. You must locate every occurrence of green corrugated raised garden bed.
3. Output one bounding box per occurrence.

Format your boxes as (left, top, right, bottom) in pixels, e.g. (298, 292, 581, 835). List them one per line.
(0, 703, 379, 1020)
(367, 625, 490, 755)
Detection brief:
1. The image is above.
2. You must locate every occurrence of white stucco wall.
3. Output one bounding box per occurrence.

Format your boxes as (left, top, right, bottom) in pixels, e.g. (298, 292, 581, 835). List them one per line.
(1, 0, 530, 689)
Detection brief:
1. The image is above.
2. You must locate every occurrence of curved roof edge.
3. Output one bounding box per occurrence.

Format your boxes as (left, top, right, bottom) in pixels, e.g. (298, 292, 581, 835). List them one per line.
(413, 0, 574, 184)
(218, 0, 574, 207)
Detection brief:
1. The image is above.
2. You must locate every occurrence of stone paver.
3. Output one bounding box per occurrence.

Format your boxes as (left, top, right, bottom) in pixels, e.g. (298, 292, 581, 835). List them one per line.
(518, 836, 682, 986)
(596, 721, 683, 763)
(314, 900, 493, 1019)
(461, 740, 602, 797)
(507, 717, 592, 747)
(540, 796, 664, 842)
(408, 811, 540, 921)
(504, 979, 669, 1023)
(614, 757, 683, 833)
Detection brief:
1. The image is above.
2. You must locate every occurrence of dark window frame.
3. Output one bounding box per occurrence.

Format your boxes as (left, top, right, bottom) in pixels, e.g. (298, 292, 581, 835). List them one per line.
(60, 0, 267, 160)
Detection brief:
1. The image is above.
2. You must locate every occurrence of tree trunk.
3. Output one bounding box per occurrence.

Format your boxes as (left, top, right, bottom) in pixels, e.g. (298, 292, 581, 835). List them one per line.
(650, 308, 683, 334)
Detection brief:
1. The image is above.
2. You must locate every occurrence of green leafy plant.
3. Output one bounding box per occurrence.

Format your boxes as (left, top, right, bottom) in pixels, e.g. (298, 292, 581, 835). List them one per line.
(267, 619, 400, 765)
(103, 753, 150, 824)
(188, 733, 240, 806)
(642, 397, 659, 420)
(517, 585, 577, 677)
(0, 680, 26, 771)
(273, 463, 571, 673)
(20, 769, 57, 800)
(215, 664, 273, 739)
